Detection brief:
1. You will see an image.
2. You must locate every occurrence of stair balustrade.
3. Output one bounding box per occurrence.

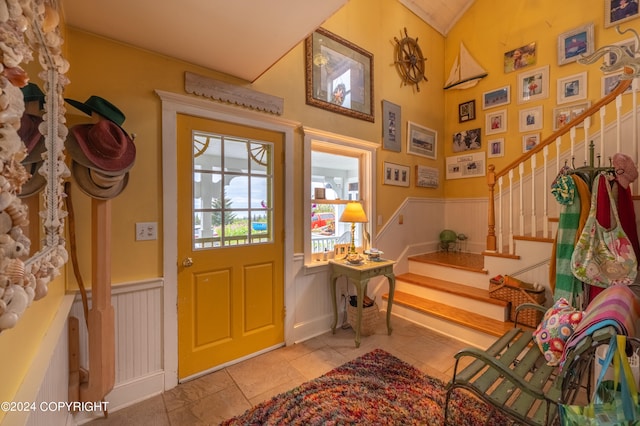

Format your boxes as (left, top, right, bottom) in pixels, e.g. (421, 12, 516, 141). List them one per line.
(486, 63, 637, 255)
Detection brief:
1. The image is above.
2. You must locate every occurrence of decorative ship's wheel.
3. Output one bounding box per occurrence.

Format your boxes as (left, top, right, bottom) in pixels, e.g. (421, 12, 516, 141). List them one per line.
(394, 28, 428, 92)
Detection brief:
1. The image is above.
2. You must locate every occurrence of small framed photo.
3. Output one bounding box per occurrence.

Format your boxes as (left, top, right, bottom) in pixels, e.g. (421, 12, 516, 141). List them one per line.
(553, 101, 591, 131)
(522, 133, 541, 153)
(519, 106, 543, 132)
(558, 23, 594, 66)
(446, 152, 486, 180)
(415, 165, 439, 189)
(487, 138, 505, 159)
(517, 65, 549, 104)
(458, 100, 476, 123)
(314, 187, 326, 199)
(504, 42, 537, 73)
(557, 72, 588, 104)
(382, 100, 401, 152)
(485, 109, 507, 135)
(452, 128, 481, 152)
(605, 0, 640, 28)
(383, 161, 410, 187)
(407, 121, 437, 159)
(482, 85, 510, 109)
(334, 243, 349, 258)
(602, 72, 634, 96)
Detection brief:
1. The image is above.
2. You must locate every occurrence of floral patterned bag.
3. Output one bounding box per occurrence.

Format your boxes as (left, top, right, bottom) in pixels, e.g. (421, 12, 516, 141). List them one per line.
(571, 173, 637, 288)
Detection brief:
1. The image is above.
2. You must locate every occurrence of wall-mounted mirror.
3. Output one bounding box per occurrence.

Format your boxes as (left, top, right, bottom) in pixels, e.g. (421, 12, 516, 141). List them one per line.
(0, 0, 69, 332)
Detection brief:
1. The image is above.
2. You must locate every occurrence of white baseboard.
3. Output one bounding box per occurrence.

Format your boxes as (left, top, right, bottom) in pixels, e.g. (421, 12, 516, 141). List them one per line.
(72, 371, 164, 425)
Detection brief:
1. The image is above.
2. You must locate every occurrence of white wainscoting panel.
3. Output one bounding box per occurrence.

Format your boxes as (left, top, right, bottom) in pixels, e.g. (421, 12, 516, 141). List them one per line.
(443, 198, 488, 254)
(70, 279, 164, 420)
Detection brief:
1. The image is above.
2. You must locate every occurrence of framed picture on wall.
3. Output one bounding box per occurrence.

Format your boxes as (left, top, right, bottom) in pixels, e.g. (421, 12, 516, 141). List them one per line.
(487, 138, 505, 158)
(482, 85, 510, 109)
(452, 128, 481, 152)
(552, 101, 591, 130)
(602, 72, 634, 96)
(557, 23, 594, 65)
(415, 165, 439, 188)
(503, 42, 537, 73)
(485, 109, 507, 135)
(605, 0, 640, 28)
(557, 72, 588, 104)
(305, 27, 374, 122)
(519, 106, 543, 132)
(383, 162, 410, 187)
(517, 65, 549, 104)
(382, 100, 401, 152)
(407, 121, 437, 159)
(522, 133, 541, 153)
(458, 100, 476, 122)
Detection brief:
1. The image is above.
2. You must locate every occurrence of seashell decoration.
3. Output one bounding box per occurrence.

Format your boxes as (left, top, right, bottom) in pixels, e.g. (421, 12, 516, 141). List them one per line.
(0, 0, 70, 333)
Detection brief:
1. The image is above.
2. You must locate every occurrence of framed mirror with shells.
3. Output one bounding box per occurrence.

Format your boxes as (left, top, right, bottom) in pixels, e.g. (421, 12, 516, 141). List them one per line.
(0, 0, 70, 331)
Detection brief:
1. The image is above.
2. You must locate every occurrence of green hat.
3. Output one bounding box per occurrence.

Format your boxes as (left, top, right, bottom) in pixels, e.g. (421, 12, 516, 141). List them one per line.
(65, 95, 126, 126)
(21, 83, 45, 109)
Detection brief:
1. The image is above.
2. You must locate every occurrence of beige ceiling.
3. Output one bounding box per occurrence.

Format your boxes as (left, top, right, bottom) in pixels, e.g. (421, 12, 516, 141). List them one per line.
(59, 0, 474, 83)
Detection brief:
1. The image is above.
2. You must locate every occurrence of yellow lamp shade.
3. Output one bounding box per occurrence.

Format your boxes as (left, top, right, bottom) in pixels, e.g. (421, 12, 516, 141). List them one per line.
(339, 202, 368, 223)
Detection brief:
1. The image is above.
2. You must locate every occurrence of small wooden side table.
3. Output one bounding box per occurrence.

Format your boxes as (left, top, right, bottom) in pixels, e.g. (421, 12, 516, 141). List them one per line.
(329, 258, 396, 347)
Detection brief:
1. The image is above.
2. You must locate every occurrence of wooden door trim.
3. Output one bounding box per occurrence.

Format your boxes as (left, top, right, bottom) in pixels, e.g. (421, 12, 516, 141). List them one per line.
(156, 90, 298, 390)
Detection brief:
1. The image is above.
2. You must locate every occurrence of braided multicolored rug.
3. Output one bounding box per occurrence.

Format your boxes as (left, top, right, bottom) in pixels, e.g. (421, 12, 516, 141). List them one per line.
(221, 348, 514, 425)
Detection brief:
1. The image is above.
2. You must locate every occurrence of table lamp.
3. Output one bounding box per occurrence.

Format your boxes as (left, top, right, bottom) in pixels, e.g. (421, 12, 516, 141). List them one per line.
(339, 202, 368, 256)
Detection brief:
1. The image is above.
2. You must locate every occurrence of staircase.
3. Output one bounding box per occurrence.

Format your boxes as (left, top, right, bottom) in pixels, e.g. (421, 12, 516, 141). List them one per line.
(382, 237, 554, 349)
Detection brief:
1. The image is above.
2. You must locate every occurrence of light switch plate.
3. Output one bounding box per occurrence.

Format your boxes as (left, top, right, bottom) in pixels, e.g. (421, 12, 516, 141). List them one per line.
(136, 222, 157, 241)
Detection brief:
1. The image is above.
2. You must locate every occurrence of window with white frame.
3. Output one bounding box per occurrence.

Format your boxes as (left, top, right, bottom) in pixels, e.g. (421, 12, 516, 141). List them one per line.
(303, 128, 376, 265)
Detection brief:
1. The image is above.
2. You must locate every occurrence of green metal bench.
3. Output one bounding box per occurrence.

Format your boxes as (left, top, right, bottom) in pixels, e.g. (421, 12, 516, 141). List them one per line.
(444, 303, 618, 426)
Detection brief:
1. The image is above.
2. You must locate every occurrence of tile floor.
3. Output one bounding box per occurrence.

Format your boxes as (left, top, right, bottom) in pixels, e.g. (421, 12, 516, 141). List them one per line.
(84, 312, 470, 425)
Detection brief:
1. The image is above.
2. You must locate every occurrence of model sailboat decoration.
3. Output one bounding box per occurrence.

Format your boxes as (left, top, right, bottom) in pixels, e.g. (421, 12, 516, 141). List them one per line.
(444, 42, 488, 90)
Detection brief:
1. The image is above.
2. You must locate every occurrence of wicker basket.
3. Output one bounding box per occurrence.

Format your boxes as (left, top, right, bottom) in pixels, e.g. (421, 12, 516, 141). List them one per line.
(347, 302, 379, 336)
(489, 277, 545, 328)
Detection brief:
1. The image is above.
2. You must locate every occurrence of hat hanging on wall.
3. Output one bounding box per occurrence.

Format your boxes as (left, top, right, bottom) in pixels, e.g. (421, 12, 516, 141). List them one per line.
(66, 116, 136, 200)
(21, 82, 45, 110)
(17, 83, 46, 198)
(66, 120, 135, 173)
(65, 95, 126, 127)
(71, 161, 129, 200)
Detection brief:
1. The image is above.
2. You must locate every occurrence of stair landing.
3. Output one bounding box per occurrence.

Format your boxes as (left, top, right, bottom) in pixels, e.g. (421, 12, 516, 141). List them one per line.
(408, 251, 485, 273)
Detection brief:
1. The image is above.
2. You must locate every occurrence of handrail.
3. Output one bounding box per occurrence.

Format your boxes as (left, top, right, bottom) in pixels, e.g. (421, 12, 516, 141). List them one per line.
(485, 66, 635, 252)
(493, 67, 633, 181)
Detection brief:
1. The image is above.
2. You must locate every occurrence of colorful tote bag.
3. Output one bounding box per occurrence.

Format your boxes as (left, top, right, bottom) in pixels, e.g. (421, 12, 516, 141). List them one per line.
(560, 335, 640, 425)
(571, 174, 637, 288)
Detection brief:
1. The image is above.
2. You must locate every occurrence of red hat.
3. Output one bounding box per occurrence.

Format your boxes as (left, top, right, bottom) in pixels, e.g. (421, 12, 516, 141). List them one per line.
(66, 120, 135, 174)
(18, 113, 43, 154)
(613, 152, 638, 189)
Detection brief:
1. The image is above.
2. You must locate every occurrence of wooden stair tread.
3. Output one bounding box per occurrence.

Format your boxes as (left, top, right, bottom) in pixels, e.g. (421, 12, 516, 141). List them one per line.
(385, 291, 517, 337)
(396, 272, 508, 307)
(407, 252, 486, 273)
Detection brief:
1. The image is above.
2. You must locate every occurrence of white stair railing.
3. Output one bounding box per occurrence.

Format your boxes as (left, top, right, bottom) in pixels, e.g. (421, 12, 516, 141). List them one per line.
(486, 66, 636, 254)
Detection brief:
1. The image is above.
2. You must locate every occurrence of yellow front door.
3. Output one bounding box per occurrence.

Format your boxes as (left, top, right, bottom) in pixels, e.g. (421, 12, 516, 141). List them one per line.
(176, 113, 284, 379)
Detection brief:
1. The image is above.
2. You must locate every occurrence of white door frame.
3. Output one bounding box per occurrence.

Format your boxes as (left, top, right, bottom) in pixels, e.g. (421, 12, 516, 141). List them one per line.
(156, 90, 298, 390)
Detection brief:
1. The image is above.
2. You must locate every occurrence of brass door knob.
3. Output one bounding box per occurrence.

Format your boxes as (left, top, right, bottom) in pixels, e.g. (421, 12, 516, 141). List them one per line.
(182, 257, 194, 267)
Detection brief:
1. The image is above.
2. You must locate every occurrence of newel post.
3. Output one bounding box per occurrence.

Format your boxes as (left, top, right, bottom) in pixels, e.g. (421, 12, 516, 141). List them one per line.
(486, 164, 496, 252)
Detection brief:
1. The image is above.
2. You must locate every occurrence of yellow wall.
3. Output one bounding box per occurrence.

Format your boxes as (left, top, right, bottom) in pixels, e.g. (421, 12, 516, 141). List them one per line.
(3, 0, 444, 410)
(0, 277, 65, 421)
(3, 0, 634, 414)
(443, 0, 639, 198)
(60, 0, 445, 287)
